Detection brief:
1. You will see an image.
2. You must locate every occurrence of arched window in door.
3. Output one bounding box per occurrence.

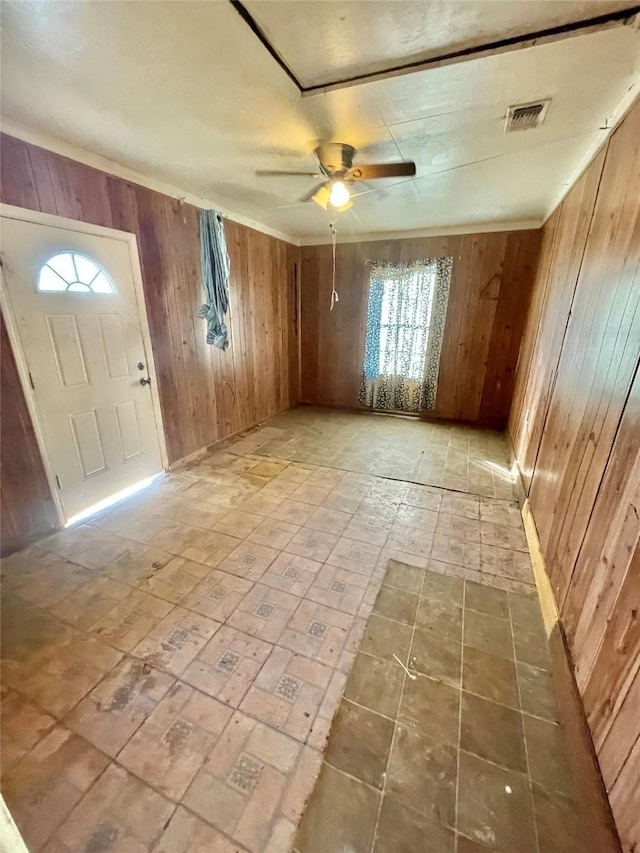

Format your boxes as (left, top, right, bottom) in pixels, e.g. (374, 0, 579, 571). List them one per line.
(37, 252, 116, 293)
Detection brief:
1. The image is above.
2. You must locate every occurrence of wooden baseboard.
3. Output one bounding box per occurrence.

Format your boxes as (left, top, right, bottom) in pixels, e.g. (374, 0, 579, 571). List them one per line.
(521, 499, 559, 637)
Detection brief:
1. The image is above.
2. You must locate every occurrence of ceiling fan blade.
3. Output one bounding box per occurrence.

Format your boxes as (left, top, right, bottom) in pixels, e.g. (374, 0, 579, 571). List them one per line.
(256, 170, 322, 177)
(348, 162, 416, 180)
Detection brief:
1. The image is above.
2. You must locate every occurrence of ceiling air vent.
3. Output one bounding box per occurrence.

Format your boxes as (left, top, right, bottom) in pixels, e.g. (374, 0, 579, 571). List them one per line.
(505, 99, 551, 132)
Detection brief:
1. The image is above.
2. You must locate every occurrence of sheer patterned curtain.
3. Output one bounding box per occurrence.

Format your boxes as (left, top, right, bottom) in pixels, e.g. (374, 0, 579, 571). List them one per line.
(359, 257, 453, 412)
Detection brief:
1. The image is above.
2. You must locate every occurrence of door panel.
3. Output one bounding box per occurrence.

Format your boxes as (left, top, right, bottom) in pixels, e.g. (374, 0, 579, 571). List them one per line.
(99, 314, 130, 380)
(114, 400, 143, 461)
(69, 409, 107, 478)
(1, 215, 163, 518)
(46, 313, 90, 387)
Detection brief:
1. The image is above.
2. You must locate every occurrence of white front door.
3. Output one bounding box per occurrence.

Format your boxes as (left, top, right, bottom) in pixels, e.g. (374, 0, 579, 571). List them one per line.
(1, 214, 164, 520)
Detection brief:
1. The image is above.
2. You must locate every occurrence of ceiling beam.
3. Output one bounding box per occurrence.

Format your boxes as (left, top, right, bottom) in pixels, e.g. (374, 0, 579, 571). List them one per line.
(229, 1, 640, 96)
(304, 7, 640, 96)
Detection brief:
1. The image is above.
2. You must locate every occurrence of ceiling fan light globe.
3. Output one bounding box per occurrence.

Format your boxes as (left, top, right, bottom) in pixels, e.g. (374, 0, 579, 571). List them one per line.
(311, 186, 331, 209)
(329, 181, 350, 208)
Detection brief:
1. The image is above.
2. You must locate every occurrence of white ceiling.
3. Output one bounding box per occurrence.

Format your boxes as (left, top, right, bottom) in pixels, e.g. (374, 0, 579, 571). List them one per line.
(1, 1, 639, 244)
(245, 0, 638, 88)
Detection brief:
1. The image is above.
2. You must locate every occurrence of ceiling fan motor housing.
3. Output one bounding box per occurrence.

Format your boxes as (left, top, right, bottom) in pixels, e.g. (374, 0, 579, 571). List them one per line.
(315, 142, 356, 175)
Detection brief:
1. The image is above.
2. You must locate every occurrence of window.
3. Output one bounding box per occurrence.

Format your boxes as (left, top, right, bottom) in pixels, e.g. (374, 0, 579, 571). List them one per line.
(360, 257, 453, 412)
(38, 252, 116, 293)
(377, 262, 436, 380)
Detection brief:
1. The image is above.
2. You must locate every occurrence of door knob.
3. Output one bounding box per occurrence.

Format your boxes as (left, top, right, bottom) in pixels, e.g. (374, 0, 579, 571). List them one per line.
(140, 377, 151, 386)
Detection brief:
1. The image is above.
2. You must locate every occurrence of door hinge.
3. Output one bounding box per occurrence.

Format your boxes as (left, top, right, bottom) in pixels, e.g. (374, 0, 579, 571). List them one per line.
(55, 475, 61, 490)
(28, 371, 35, 390)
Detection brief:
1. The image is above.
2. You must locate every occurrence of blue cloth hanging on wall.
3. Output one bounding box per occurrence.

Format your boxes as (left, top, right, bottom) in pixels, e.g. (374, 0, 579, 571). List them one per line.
(198, 209, 230, 350)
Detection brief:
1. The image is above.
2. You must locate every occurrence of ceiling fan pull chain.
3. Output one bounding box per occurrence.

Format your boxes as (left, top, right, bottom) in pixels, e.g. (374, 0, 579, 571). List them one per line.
(330, 218, 339, 311)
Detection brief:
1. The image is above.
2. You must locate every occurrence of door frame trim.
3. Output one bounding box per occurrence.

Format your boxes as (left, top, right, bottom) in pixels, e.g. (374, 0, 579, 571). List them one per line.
(0, 203, 169, 525)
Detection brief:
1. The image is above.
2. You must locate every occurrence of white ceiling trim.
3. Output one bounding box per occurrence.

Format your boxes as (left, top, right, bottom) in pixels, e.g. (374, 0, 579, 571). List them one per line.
(301, 219, 542, 247)
(542, 67, 640, 221)
(0, 118, 300, 246)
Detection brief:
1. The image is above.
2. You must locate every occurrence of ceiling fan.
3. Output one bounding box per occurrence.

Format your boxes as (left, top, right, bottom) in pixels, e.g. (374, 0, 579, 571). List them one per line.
(257, 142, 416, 211)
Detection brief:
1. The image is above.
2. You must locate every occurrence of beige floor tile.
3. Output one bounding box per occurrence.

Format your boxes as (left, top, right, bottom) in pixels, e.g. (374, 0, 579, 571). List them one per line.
(247, 517, 300, 550)
(481, 520, 529, 552)
(0, 687, 57, 775)
(342, 514, 390, 547)
(182, 570, 254, 622)
(153, 806, 248, 853)
(306, 563, 369, 614)
(91, 589, 174, 652)
(321, 489, 364, 514)
(181, 625, 272, 706)
(102, 542, 173, 585)
(431, 533, 481, 571)
(289, 483, 333, 506)
(386, 523, 434, 559)
(218, 540, 281, 582)
(285, 527, 340, 562)
(480, 544, 533, 583)
(184, 710, 301, 852)
(181, 530, 242, 568)
(395, 504, 439, 530)
(436, 512, 481, 542)
(2, 727, 110, 850)
(326, 536, 382, 575)
(132, 607, 221, 676)
(440, 493, 480, 520)
(19, 637, 123, 718)
(119, 681, 233, 799)
(227, 583, 300, 644)
(279, 600, 353, 666)
(65, 657, 174, 756)
(240, 646, 332, 742)
(212, 510, 265, 539)
(259, 552, 322, 598)
(50, 577, 131, 629)
(45, 762, 174, 853)
(236, 491, 285, 517)
(306, 507, 352, 536)
(42, 525, 133, 571)
(136, 556, 210, 605)
(279, 745, 323, 825)
(268, 498, 316, 526)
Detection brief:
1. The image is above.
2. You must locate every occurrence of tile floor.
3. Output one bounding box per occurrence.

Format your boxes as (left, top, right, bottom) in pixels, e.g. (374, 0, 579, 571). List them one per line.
(294, 560, 586, 853)
(0, 409, 581, 852)
(233, 407, 515, 499)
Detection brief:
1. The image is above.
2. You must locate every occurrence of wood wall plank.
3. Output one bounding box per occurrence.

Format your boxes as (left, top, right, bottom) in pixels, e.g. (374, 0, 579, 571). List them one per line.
(0, 134, 300, 553)
(300, 228, 540, 427)
(609, 735, 640, 853)
(508, 96, 640, 853)
(528, 102, 640, 605)
(508, 148, 607, 492)
(0, 315, 59, 552)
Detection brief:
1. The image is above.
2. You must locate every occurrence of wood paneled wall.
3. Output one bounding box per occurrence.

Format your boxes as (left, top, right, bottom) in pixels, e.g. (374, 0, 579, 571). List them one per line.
(508, 98, 640, 852)
(0, 315, 59, 553)
(300, 229, 541, 428)
(0, 134, 300, 552)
